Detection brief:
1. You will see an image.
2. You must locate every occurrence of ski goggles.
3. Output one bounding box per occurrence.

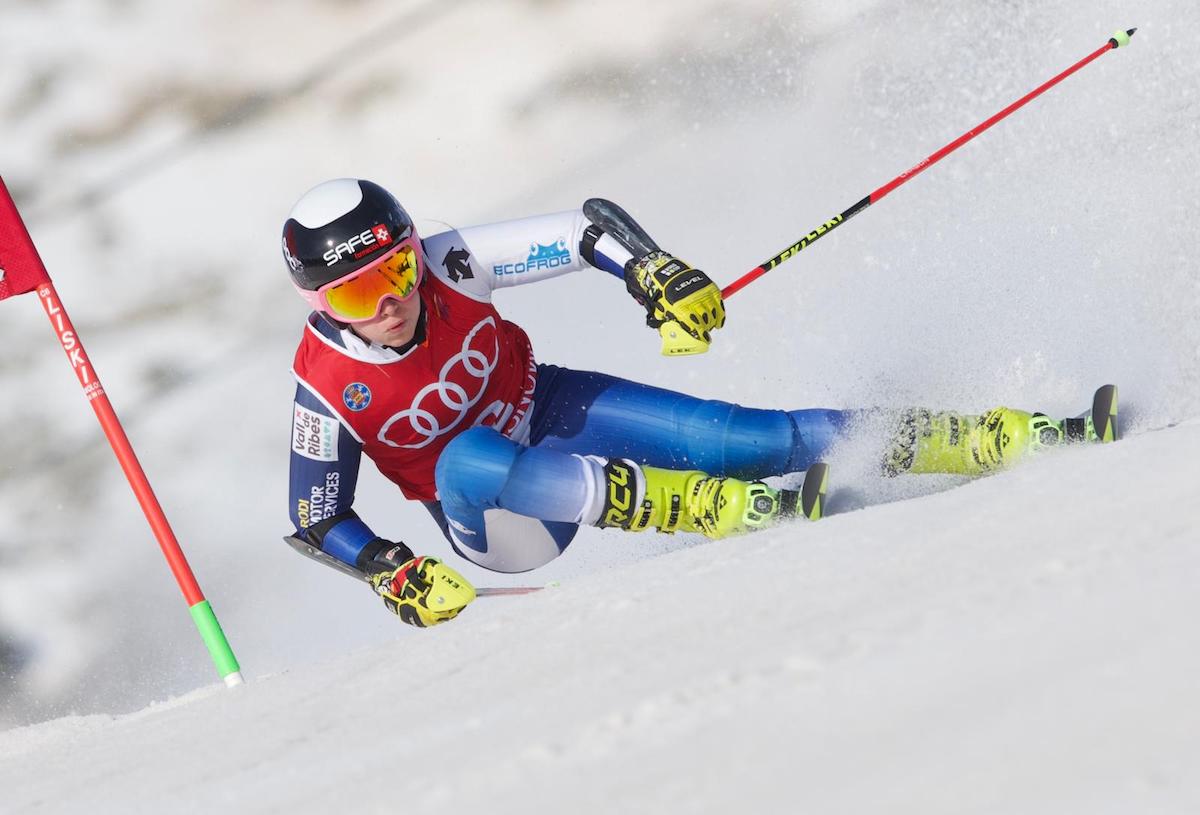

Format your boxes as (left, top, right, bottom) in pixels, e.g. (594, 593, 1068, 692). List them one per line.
(298, 238, 424, 323)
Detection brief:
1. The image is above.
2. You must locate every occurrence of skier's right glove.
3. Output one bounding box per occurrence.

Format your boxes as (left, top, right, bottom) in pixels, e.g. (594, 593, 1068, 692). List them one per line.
(624, 251, 726, 356)
(369, 555, 476, 627)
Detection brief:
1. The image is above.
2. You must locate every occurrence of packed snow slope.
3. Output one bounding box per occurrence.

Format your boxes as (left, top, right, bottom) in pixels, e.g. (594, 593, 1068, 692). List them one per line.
(2, 422, 1198, 814)
(1, 0, 1199, 809)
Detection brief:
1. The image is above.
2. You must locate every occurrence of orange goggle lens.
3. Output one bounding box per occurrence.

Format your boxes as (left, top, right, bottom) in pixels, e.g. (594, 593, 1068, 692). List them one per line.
(322, 245, 421, 321)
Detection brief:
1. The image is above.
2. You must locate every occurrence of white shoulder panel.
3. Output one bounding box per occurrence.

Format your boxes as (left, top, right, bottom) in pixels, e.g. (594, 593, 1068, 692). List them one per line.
(423, 209, 592, 301)
(422, 227, 495, 302)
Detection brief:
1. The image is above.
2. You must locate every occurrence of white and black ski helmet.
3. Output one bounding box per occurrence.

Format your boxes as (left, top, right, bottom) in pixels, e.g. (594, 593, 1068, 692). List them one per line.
(281, 178, 416, 291)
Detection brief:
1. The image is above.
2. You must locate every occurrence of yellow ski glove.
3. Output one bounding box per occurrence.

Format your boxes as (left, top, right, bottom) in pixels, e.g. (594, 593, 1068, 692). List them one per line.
(624, 252, 726, 356)
(370, 555, 476, 627)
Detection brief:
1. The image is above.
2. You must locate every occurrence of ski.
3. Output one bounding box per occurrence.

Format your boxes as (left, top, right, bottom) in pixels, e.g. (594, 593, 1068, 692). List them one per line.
(281, 535, 546, 597)
(476, 585, 555, 597)
(282, 460, 835, 597)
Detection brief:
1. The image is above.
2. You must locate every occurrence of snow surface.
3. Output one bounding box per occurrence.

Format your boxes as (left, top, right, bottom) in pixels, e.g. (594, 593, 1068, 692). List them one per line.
(2, 422, 1199, 813)
(1, 0, 1198, 811)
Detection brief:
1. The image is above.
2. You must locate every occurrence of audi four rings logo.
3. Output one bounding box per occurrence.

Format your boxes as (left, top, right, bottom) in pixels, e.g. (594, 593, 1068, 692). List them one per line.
(378, 317, 500, 449)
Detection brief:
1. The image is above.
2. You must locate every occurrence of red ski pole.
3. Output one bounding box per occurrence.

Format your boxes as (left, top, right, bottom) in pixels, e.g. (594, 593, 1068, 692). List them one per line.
(722, 28, 1137, 300)
(0, 176, 243, 687)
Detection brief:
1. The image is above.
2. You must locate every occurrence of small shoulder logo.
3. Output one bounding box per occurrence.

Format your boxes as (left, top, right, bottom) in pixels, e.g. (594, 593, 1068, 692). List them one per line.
(343, 382, 372, 411)
(443, 246, 473, 282)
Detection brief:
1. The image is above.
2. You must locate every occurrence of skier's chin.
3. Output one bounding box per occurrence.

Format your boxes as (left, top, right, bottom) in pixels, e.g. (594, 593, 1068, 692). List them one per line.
(384, 319, 414, 343)
(359, 318, 414, 346)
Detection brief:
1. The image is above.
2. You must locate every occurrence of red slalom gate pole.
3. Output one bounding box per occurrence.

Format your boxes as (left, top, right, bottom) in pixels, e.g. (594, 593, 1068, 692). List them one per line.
(0, 177, 243, 687)
(722, 28, 1137, 300)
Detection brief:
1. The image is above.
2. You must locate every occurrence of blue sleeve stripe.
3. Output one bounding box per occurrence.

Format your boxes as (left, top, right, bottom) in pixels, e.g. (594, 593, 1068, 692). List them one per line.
(592, 232, 634, 278)
(593, 251, 625, 278)
(322, 517, 378, 567)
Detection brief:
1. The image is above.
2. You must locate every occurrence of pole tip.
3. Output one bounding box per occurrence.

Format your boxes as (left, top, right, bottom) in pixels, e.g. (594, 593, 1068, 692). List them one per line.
(223, 671, 245, 688)
(1110, 28, 1135, 48)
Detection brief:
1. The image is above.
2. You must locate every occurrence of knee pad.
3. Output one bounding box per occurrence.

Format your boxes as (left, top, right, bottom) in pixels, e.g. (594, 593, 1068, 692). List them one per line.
(435, 427, 581, 573)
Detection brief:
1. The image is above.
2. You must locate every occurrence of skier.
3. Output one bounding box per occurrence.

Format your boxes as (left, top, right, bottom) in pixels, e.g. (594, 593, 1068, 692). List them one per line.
(284, 178, 1105, 627)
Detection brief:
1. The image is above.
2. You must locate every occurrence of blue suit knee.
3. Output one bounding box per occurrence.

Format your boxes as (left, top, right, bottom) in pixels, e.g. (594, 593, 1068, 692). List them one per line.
(435, 426, 522, 509)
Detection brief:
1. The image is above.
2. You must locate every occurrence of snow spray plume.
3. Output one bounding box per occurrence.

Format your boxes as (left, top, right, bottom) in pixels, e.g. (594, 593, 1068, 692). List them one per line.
(0, 176, 244, 689)
(722, 28, 1138, 300)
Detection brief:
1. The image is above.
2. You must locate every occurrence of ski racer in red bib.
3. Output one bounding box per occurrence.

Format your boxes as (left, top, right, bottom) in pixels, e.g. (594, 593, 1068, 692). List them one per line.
(283, 178, 1115, 627)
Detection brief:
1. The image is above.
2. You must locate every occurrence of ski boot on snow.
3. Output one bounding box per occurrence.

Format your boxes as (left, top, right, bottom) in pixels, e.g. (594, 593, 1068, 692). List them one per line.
(882, 384, 1118, 477)
(596, 459, 828, 539)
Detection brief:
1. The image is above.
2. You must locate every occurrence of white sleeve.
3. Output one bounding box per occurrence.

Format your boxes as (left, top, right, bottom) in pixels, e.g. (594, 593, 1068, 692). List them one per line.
(422, 209, 630, 302)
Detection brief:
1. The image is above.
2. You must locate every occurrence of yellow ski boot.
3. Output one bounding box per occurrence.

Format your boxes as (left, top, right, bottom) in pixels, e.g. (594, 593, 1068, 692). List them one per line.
(882, 385, 1118, 476)
(596, 459, 828, 539)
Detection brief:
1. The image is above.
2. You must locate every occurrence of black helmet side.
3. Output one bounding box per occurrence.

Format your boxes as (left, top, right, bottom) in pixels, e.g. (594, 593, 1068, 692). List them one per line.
(281, 178, 416, 291)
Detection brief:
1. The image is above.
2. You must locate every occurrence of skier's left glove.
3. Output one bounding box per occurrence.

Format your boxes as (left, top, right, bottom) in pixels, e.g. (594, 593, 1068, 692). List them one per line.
(624, 251, 726, 356)
(369, 555, 476, 627)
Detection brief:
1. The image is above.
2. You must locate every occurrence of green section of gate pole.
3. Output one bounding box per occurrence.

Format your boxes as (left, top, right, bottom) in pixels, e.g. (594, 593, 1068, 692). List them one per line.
(189, 600, 244, 685)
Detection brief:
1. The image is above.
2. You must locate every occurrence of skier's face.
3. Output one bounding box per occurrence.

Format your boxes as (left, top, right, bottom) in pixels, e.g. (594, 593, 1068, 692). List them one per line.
(351, 292, 422, 346)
